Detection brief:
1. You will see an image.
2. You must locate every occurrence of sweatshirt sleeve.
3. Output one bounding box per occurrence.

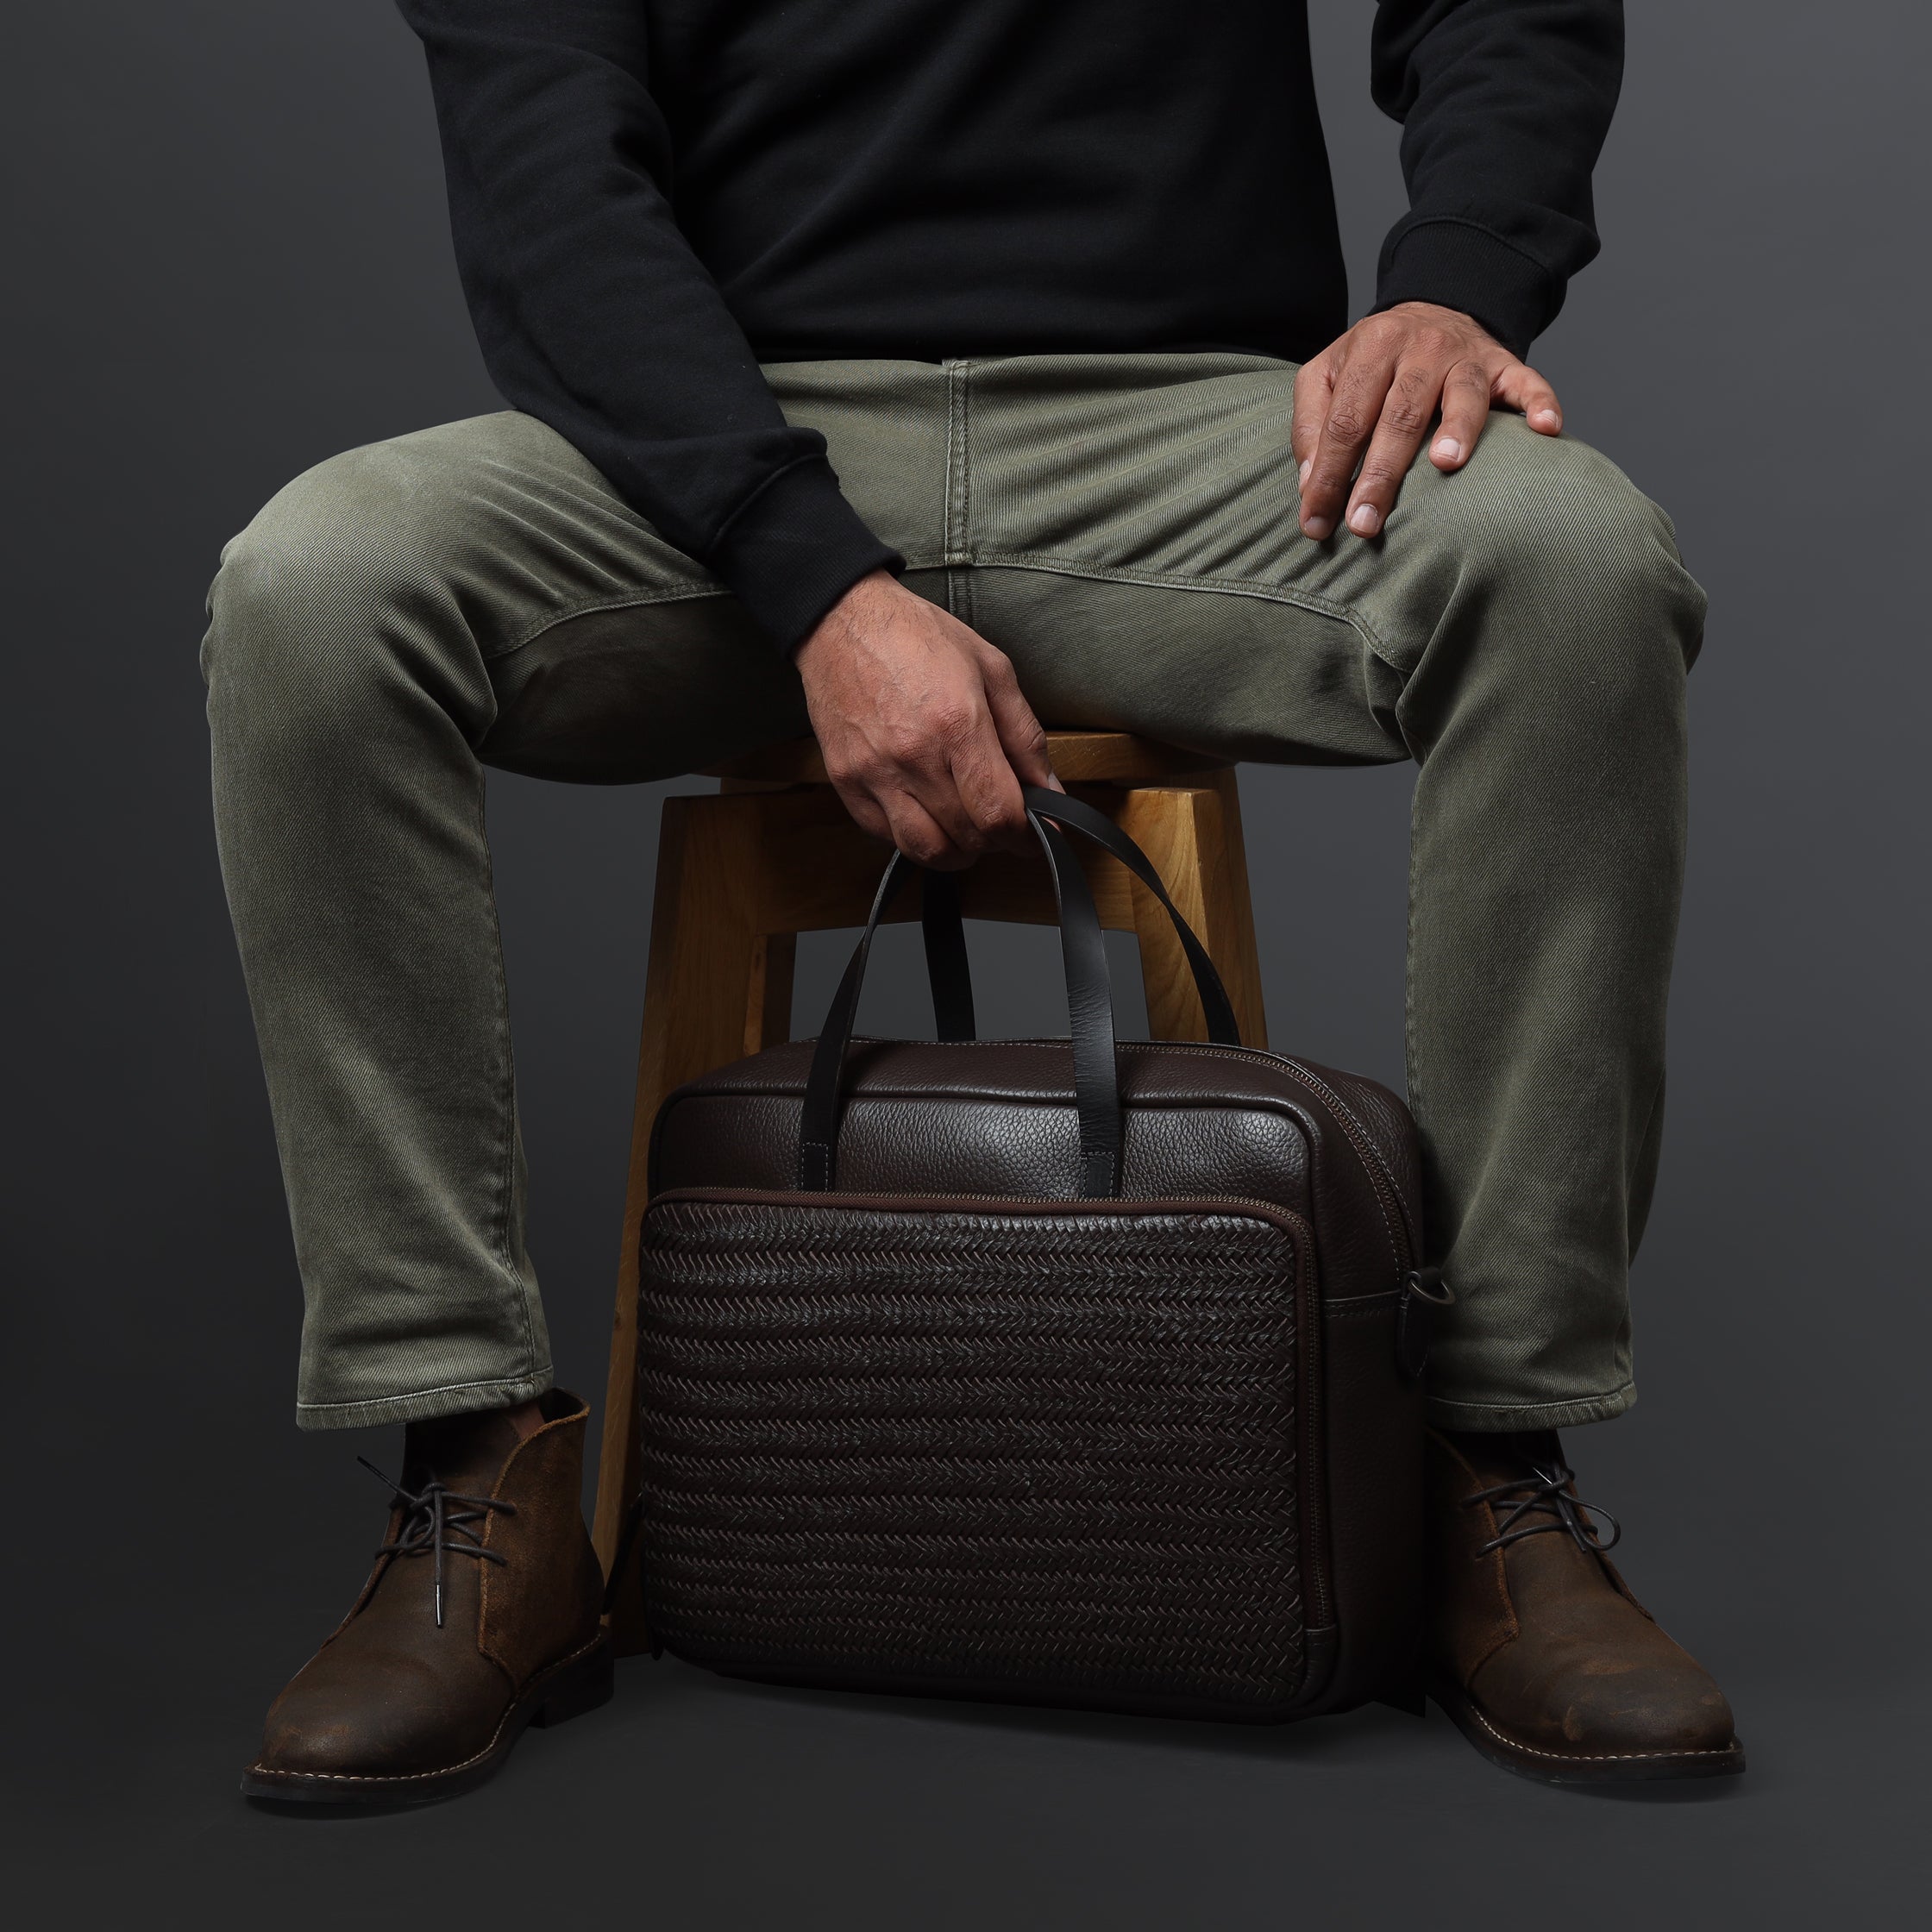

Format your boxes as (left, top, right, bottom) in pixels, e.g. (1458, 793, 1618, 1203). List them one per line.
(1369, 1, 1625, 356)
(394, 0, 901, 652)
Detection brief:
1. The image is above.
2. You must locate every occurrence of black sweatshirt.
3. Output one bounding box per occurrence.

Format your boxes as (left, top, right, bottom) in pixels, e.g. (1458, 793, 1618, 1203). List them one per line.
(397, 2, 1623, 650)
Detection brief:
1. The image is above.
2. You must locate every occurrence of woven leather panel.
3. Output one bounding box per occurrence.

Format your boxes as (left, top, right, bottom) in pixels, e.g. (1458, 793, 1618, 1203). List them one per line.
(637, 1195, 1307, 1715)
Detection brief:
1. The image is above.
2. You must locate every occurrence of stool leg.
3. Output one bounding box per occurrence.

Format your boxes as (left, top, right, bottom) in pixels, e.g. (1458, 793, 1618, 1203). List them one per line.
(1114, 775, 1268, 1050)
(593, 794, 795, 1652)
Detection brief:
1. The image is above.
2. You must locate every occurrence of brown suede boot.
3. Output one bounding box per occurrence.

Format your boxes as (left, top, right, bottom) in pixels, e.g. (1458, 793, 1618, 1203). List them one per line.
(1426, 1428, 1743, 1785)
(242, 1389, 612, 1805)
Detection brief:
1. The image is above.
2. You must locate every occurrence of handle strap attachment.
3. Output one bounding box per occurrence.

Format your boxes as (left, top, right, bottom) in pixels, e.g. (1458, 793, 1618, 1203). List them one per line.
(799, 787, 1239, 1196)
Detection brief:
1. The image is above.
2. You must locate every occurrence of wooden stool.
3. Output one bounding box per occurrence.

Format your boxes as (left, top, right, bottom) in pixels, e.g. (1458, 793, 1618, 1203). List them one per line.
(592, 731, 1268, 1647)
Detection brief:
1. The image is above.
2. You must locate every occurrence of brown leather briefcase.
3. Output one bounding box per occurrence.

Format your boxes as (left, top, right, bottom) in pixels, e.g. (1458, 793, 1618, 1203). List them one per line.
(631, 787, 1448, 1723)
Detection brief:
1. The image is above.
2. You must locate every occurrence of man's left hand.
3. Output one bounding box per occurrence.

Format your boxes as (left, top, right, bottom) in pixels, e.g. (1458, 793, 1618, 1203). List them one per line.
(1292, 301, 1563, 540)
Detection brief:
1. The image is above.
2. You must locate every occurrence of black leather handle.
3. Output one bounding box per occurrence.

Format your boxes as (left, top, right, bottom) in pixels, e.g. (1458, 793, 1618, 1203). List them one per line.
(798, 789, 1239, 1196)
(1018, 786, 1242, 1046)
(905, 787, 1241, 1049)
(920, 869, 975, 1042)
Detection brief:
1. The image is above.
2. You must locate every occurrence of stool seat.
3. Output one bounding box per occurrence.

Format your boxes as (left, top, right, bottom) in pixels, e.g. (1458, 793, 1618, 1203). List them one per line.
(706, 729, 1224, 788)
(593, 728, 1268, 1650)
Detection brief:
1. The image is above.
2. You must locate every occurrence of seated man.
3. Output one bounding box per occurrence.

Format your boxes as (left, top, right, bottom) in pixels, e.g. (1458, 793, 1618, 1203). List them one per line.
(206, 0, 1739, 1802)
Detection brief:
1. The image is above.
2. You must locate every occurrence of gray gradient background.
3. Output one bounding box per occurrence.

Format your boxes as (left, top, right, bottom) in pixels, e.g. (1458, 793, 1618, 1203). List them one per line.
(6, 1, 1926, 1923)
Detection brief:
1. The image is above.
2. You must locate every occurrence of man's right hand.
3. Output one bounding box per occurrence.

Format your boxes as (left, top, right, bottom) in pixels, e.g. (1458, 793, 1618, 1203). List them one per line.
(794, 570, 1061, 869)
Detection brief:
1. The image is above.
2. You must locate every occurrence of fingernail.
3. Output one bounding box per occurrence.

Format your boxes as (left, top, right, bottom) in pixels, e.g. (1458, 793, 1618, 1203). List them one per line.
(1302, 514, 1333, 540)
(1298, 459, 1311, 486)
(1433, 437, 1462, 464)
(1533, 409, 1561, 430)
(1349, 503, 1381, 536)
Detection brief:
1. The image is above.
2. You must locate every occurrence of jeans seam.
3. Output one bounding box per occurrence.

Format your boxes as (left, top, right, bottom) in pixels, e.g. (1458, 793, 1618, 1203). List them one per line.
(959, 363, 976, 627)
(296, 1368, 555, 1415)
(482, 585, 727, 665)
(1429, 1383, 1636, 1414)
(474, 766, 543, 1377)
(1404, 768, 1427, 1253)
(963, 554, 1400, 668)
(943, 361, 973, 617)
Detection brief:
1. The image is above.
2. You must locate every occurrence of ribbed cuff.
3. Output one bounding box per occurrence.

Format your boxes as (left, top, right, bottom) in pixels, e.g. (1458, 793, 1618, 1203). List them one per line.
(1372, 217, 1564, 361)
(708, 455, 904, 653)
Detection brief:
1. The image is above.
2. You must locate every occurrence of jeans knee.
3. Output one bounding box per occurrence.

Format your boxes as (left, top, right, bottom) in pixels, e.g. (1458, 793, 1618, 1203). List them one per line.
(1444, 426, 1706, 714)
(200, 427, 511, 753)
(1476, 427, 1701, 626)
(204, 446, 410, 698)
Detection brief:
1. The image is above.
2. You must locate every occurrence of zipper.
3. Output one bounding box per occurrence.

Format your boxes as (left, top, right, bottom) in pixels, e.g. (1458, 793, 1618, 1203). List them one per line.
(1116, 1039, 1414, 1276)
(649, 1186, 1337, 1666)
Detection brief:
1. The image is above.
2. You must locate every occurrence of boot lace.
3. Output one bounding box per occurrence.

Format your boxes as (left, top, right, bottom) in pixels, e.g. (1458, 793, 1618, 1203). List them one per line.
(1464, 1446, 1621, 1557)
(359, 1458, 517, 1627)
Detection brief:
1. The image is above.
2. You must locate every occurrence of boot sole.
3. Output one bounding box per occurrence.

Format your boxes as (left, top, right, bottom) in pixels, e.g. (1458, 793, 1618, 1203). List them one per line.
(239, 1633, 614, 1808)
(1427, 1671, 1746, 1786)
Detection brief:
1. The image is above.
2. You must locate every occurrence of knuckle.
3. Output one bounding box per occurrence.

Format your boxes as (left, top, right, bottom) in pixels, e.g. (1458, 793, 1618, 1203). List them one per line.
(980, 797, 1028, 838)
(932, 704, 979, 746)
(1325, 408, 1368, 445)
(880, 722, 940, 765)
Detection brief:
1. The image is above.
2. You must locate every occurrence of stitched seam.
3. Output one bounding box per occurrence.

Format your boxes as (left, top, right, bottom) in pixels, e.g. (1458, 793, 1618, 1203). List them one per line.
(1403, 768, 1425, 1243)
(943, 361, 973, 619)
(964, 555, 1402, 671)
(797, 1138, 831, 1190)
(244, 1637, 605, 1785)
(945, 362, 972, 568)
(1458, 1697, 1737, 1765)
(957, 362, 975, 628)
(485, 586, 725, 665)
(475, 769, 536, 1371)
(296, 1371, 556, 1416)
(1430, 1385, 1636, 1414)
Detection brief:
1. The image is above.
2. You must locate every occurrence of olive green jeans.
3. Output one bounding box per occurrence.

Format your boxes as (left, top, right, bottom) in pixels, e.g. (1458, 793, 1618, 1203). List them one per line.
(202, 354, 1704, 1433)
